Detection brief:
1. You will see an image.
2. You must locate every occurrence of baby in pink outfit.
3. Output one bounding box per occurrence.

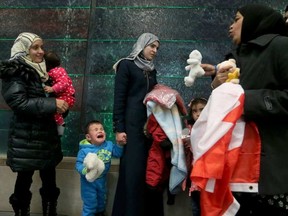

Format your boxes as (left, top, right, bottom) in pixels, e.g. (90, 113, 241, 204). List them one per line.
(44, 51, 75, 135)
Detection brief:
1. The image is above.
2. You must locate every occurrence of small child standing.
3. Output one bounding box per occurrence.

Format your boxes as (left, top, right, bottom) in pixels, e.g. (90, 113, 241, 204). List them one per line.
(75, 120, 125, 216)
(185, 97, 207, 216)
(44, 51, 75, 135)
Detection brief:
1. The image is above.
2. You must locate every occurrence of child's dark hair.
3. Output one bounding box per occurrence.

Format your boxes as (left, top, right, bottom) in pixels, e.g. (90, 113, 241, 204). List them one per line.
(187, 97, 207, 125)
(44, 51, 61, 71)
(84, 120, 103, 134)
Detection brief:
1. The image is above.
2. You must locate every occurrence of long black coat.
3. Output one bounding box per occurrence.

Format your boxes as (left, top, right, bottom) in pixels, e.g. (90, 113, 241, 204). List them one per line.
(112, 59, 157, 216)
(0, 59, 63, 172)
(238, 34, 288, 195)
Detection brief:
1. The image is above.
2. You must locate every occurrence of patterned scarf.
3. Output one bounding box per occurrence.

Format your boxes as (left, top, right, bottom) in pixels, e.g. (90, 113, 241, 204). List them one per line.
(10, 32, 48, 82)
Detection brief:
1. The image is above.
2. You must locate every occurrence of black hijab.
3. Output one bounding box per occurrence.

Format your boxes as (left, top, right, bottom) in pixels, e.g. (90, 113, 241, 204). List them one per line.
(238, 4, 287, 44)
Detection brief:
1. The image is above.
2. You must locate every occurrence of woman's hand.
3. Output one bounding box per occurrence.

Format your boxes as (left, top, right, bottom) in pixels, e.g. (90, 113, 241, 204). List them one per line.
(116, 132, 127, 145)
(201, 64, 216, 76)
(211, 70, 230, 89)
(56, 99, 68, 114)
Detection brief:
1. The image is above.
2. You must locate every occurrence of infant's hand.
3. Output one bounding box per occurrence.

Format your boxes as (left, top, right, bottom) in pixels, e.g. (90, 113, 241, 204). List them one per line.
(44, 85, 54, 93)
(182, 137, 191, 149)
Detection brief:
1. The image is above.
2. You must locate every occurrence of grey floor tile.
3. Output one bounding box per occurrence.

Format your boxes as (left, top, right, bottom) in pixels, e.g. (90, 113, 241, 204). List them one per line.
(0, 213, 67, 216)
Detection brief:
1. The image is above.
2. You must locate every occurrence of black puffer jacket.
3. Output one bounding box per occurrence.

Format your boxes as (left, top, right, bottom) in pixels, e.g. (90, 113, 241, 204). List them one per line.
(0, 59, 63, 172)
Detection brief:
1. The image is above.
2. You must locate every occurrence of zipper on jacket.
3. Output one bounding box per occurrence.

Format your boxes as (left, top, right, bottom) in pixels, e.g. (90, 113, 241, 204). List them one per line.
(144, 70, 150, 93)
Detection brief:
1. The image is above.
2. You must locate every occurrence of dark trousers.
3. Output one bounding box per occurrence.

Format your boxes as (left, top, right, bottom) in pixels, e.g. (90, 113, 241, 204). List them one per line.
(145, 186, 164, 216)
(234, 192, 288, 216)
(191, 191, 201, 216)
(14, 167, 57, 199)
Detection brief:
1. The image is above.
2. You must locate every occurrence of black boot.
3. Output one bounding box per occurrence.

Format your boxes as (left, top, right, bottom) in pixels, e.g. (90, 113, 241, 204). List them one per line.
(40, 187, 60, 216)
(95, 211, 106, 216)
(9, 192, 32, 216)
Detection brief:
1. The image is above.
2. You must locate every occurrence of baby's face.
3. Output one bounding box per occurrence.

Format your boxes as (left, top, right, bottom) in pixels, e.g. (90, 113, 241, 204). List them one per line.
(86, 123, 106, 145)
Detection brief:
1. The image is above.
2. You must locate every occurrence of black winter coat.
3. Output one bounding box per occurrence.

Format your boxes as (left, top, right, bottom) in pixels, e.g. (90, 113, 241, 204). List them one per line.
(238, 34, 288, 195)
(112, 59, 157, 216)
(0, 59, 63, 172)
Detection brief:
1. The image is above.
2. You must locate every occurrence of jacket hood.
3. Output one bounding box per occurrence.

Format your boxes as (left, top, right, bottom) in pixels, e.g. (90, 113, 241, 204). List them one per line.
(79, 139, 93, 149)
(79, 139, 105, 150)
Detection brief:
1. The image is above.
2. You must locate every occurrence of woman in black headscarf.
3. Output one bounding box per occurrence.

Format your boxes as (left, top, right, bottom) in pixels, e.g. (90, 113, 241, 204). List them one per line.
(211, 4, 288, 216)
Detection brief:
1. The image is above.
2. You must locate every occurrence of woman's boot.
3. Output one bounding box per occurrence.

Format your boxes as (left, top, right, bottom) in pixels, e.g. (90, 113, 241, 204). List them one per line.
(40, 187, 60, 216)
(9, 192, 32, 216)
(95, 211, 106, 216)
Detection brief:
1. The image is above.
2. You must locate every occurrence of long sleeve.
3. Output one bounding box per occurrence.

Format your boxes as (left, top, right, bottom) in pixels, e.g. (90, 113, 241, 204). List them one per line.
(1, 66, 56, 117)
(113, 60, 130, 132)
(75, 150, 87, 176)
(242, 36, 288, 121)
(49, 67, 71, 94)
(112, 143, 124, 158)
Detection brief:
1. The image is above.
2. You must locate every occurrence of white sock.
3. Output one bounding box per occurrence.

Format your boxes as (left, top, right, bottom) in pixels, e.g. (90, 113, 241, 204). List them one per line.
(57, 124, 65, 135)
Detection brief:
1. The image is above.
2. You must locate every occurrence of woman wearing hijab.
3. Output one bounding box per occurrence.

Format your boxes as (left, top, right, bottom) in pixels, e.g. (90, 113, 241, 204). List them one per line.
(112, 33, 161, 216)
(210, 4, 288, 215)
(0, 32, 68, 215)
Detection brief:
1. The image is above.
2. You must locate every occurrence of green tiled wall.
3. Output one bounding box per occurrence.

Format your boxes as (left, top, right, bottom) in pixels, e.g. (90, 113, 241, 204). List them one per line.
(0, 0, 287, 156)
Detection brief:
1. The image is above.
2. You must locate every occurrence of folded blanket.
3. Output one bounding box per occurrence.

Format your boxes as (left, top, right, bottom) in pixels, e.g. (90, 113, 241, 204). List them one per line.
(144, 84, 187, 194)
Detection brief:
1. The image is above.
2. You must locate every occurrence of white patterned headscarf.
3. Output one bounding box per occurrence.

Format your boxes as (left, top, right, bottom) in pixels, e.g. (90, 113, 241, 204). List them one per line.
(10, 32, 48, 82)
(113, 33, 159, 72)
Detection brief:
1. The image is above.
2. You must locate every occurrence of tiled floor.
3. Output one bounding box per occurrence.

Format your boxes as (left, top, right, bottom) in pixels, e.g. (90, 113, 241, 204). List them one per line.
(0, 158, 192, 216)
(0, 213, 66, 216)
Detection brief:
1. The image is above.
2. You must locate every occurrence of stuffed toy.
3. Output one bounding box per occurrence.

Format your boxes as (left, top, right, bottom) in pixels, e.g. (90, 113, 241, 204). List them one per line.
(226, 68, 240, 84)
(83, 152, 105, 182)
(217, 58, 236, 71)
(184, 50, 205, 87)
(217, 59, 240, 84)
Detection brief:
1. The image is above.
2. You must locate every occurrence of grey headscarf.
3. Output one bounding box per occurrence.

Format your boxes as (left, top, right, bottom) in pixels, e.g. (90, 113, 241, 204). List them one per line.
(10, 32, 48, 82)
(113, 33, 159, 72)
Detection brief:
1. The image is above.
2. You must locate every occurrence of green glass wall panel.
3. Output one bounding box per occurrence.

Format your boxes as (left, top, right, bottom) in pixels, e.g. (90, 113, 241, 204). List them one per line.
(0, 0, 286, 156)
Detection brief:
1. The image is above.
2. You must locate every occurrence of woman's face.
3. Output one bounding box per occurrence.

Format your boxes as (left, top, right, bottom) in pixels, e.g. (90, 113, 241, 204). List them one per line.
(285, 11, 288, 25)
(29, 39, 44, 63)
(142, 41, 159, 61)
(229, 12, 243, 45)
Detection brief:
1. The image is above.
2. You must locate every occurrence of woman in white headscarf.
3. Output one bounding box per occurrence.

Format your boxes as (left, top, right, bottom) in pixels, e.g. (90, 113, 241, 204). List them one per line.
(0, 32, 68, 215)
(112, 33, 162, 216)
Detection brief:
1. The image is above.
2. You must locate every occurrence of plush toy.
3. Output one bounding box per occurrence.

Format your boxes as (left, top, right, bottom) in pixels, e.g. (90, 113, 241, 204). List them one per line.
(217, 58, 236, 71)
(217, 59, 240, 84)
(226, 68, 240, 84)
(83, 152, 105, 182)
(184, 50, 205, 87)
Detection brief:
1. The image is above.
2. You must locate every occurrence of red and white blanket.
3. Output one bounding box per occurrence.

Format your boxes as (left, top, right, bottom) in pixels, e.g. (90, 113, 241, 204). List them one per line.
(144, 84, 188, 194)
(190, 83, 261, 216)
